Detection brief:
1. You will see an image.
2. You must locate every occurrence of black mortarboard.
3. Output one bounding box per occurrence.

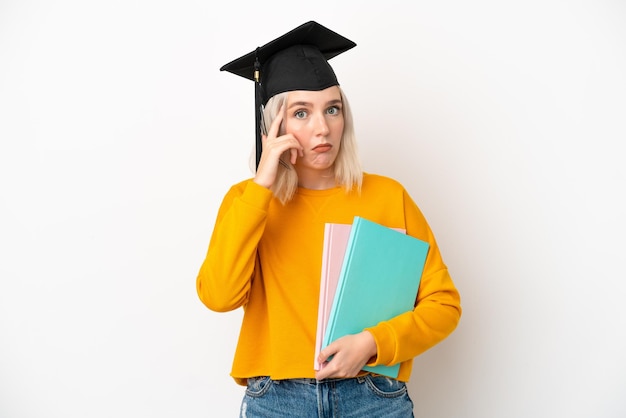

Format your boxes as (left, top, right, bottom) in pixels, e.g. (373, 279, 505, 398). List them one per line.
(220, 21, 356, 168)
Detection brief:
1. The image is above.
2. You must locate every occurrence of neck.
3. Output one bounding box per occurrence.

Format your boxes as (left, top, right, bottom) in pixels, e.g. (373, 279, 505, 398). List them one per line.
(295, 166, 336, 190)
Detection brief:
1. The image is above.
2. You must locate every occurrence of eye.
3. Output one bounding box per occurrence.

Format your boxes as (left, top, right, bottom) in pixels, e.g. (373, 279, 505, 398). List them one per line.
(294, 110, 308, 119)
(326, 105, 341, 115)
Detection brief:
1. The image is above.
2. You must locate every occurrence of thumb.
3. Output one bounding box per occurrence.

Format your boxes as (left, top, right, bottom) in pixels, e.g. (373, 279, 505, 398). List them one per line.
(318, 343, 338, 365)
(290, 147, 298, 165)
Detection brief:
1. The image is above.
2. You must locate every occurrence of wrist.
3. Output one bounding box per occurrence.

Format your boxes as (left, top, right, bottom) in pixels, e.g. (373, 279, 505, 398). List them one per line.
(253, 175, 272, 189)
(362, 330, 378, 361)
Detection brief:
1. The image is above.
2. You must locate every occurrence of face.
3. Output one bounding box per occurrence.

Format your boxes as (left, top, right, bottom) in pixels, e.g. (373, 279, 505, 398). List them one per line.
(282, 86, 344, 173)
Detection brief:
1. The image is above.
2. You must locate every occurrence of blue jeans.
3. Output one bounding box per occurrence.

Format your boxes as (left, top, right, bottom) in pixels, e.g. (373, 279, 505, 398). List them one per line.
(240, 375, 414, 417)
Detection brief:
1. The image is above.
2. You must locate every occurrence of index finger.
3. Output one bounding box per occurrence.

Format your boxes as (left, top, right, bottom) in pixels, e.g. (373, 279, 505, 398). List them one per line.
(267, 104, 285, 138)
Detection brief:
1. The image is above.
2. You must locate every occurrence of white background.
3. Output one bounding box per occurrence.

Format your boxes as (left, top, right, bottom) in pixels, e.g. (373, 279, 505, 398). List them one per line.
(1, 1, 625, 417)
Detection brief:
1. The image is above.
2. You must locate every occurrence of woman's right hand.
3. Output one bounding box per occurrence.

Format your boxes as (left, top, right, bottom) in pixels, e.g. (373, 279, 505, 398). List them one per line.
(253, 105, 303, 189)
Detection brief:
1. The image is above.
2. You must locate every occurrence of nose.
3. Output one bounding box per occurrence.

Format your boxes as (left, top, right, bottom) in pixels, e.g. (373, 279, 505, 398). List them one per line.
(314, 113, 330, 136)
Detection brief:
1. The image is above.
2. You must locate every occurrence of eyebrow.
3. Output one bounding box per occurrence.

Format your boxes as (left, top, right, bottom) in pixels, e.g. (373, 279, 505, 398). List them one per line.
(287, 99, 343, 109)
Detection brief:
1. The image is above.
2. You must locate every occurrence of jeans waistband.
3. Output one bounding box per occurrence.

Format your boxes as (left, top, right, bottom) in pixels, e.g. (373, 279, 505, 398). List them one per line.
(269, 376, 370, 385)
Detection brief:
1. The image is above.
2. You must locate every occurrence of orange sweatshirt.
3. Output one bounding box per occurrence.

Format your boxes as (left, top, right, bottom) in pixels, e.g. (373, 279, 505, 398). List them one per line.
(197, 173, 461, 385)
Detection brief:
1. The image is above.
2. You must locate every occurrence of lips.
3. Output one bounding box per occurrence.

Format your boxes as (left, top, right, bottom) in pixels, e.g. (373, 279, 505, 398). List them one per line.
(313, 144, 332, 152)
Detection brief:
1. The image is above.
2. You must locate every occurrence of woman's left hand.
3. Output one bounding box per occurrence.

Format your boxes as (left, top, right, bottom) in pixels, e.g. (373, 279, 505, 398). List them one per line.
(315, 331, 377, 380)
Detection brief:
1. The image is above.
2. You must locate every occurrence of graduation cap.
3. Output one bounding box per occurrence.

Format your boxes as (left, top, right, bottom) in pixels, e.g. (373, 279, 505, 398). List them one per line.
(220, 21, 356, 168)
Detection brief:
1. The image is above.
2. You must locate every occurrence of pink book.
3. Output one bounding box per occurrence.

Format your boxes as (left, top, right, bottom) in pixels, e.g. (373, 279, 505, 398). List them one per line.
(314, 222, 407, 371)
(314, 223, 352, 370)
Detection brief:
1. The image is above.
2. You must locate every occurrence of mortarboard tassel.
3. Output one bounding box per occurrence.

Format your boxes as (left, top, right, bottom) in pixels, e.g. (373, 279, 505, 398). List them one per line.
(254, 49, 262, 169)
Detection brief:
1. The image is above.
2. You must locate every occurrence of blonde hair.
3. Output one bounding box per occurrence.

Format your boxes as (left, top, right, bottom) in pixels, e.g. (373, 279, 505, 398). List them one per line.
(260, 87, 363, 204)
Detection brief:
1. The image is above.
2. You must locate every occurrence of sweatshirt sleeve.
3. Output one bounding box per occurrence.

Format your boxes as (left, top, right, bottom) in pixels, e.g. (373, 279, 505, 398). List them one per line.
(365, 188, 462, 367)
(196, 180, 273, 312)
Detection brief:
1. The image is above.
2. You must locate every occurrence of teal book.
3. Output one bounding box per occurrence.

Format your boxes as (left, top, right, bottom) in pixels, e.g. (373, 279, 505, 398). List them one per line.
(321, 216, 430, 378)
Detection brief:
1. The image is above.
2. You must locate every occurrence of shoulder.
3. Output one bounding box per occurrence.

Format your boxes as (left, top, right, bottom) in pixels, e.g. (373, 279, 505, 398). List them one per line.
(219, 178, 264, 202)
(362, 172, 406, 192)
(216, 178, 274, 211)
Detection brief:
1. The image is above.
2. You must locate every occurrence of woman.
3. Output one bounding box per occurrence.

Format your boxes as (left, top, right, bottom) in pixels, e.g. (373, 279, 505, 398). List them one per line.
(196, 21, 461, 417)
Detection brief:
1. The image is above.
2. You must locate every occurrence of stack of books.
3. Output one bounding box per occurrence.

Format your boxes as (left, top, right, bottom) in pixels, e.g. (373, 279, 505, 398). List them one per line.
(314, 216, 429, 378)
